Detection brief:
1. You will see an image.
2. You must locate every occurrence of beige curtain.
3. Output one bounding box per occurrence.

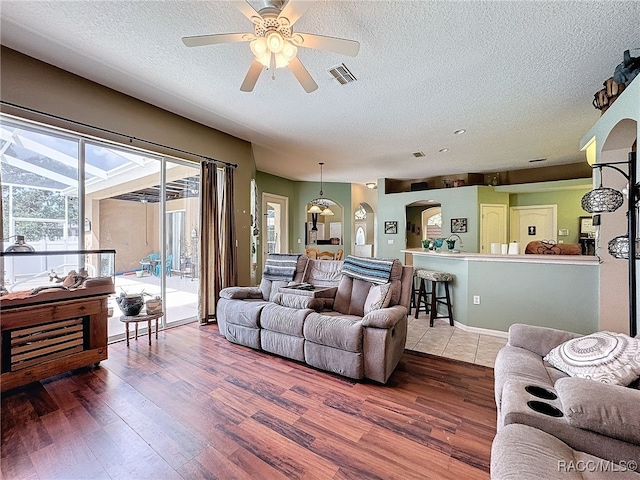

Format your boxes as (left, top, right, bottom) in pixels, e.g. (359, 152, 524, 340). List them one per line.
(198, 162, 237, 324)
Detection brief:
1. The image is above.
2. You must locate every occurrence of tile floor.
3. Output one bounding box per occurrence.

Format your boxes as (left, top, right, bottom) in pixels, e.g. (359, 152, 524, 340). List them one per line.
(406, 313, 507, 368)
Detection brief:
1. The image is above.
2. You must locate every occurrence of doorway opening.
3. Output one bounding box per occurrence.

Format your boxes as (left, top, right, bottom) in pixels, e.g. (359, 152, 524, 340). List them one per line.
(262, 192, 289, 268)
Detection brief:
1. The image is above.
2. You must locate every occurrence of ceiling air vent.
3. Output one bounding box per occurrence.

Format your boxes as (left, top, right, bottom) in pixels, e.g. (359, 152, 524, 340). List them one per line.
(413, 151, 426, 158)
(528, 158, 547, 163)
(328, 63, 357, 85)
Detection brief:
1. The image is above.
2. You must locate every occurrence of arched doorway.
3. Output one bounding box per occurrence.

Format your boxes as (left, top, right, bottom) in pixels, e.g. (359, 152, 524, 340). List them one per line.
(405, 201, 441, 249)
(354, 202, 375, 257)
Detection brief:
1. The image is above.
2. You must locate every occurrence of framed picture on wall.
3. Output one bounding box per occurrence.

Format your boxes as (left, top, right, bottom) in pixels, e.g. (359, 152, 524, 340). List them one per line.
(451, 218, 467, 233)
(384, 221, 398, 234)
(580, 216, 597, 237)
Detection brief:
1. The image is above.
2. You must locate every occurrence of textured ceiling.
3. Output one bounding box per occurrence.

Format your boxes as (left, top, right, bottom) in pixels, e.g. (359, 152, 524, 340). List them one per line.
(1, 1, 639, 185)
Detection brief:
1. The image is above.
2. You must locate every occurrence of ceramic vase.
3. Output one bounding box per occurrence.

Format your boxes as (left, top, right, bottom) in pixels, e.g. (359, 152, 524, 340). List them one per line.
(116, 293, 144, 316)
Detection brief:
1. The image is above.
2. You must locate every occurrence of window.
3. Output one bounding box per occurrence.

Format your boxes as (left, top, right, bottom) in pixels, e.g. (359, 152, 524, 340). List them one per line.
(422, 207, 442, 239)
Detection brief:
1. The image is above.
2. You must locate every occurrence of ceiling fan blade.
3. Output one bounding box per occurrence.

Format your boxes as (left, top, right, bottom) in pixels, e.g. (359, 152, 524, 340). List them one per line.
(182, 33, 253, 47)
(288, 57, 318, 93)
(240, 59, 264, 92)
(291, 33, 360, 57)
(231, 0, 263, 23)
(278, 0, 316, 27)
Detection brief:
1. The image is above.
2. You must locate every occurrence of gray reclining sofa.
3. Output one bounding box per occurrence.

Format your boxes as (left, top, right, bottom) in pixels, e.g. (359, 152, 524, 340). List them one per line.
(491, 324, 640, 479)
(217, 254, 413, 384)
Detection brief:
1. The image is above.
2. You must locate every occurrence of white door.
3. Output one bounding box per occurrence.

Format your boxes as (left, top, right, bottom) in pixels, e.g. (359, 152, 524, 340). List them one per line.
(510, 205, 557, 246)
(480, 204, 507, 253)
(262, 193, 289, 267)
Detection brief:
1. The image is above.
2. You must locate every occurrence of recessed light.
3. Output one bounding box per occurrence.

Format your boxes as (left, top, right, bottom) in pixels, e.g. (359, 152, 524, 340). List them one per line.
(453, 129, 466, 135)
(365, 182, 377, 189)
(412, 151, 425, 158)
(439, 148, 450, 153)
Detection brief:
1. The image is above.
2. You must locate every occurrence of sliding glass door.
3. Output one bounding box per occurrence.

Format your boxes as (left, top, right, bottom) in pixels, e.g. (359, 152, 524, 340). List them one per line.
(1, 114, 200, 340)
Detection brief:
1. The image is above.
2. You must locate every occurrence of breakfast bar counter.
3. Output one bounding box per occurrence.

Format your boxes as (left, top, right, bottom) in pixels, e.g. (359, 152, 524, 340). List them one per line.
(402, 248, 600, 335)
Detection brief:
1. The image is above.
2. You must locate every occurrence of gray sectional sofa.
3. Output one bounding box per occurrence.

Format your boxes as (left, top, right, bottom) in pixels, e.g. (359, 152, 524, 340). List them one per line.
(216, 255, 413, 384)
(491, 324, 640, 479)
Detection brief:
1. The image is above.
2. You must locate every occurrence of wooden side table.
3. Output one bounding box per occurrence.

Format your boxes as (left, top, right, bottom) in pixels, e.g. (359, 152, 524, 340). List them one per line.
(119, 312, 163, 346)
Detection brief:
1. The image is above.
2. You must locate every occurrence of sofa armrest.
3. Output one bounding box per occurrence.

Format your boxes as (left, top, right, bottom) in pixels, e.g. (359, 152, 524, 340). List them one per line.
(556, 376, 640, 445)
(507, 323, 582, 357)
(362, 305, 407, 329)
(219, 286, 264, 300)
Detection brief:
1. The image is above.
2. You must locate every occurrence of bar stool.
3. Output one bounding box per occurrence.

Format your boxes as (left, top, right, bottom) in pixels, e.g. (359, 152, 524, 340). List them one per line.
(410, 267, 428, 316)
(414, 269, 455, 326)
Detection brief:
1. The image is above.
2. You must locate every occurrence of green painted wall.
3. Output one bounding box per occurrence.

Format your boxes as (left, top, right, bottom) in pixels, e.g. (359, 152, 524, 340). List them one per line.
(255, 170, 351, 275)
(411, 254, 599, 334)
(293, 180, 352, 253)
(377, 185, 482, 258)
(510, 188, 590, 244)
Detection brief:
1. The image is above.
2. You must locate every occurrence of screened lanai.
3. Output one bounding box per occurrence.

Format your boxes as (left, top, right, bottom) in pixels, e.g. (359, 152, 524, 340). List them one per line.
(1, 115, 201, 340)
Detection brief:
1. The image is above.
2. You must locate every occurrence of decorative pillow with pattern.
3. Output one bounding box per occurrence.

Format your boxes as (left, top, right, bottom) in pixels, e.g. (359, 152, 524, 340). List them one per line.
(543, 331, 640, 386)
(364, 283, 392, 315)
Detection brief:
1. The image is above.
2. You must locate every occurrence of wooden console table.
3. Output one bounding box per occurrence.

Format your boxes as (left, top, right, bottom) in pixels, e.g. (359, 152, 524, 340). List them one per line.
(0, 289, 112, 392)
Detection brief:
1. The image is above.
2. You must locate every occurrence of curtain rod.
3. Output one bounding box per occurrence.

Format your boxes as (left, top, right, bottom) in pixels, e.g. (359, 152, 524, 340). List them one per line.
(0, 100, 238, 168)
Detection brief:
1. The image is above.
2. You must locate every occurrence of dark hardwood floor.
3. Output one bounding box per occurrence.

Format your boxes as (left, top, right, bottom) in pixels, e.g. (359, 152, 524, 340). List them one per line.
(1, 322, 497, 480)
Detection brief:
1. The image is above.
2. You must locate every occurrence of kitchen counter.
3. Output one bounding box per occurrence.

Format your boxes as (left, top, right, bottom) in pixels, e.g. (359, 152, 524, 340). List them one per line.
(403, 248, 599, 265)
(402, 248, 599, 335)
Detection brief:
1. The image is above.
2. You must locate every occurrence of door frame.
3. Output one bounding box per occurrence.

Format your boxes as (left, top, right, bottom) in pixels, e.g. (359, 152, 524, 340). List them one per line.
(261, 192, 289, 267)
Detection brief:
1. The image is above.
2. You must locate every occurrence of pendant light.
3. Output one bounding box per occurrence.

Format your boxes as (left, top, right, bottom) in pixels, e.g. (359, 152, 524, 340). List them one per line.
(307, 162, 334, 216)
(4, 235, 35, 253)
(581, 166, 624, 213)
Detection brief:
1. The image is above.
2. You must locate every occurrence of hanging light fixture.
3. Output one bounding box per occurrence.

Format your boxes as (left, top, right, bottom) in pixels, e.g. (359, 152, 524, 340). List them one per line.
(4, 235, 35, 253)
(308, 162, 334, 216)
(581, 167, 624, 213)
(608, 235, 640, 259)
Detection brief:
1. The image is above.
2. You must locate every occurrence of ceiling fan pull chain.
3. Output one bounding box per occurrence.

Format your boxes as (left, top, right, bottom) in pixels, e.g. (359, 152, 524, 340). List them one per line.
(270, 52, 276, 79)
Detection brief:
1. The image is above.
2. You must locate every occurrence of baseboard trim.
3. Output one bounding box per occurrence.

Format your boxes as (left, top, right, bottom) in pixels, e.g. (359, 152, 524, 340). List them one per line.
(452, 321, 509, 339)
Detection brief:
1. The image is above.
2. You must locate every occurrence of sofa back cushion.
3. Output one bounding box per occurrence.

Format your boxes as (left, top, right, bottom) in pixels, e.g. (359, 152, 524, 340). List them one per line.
(303, 259, 343, 287)
(334, 276, 373, 317)
(333, 258, 406, 317)
(260, 255, 309, 300)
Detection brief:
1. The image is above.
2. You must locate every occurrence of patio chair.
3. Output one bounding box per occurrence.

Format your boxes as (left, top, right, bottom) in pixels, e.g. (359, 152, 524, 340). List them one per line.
(155, 254, 173, 277)
(139, 253, 160, 275)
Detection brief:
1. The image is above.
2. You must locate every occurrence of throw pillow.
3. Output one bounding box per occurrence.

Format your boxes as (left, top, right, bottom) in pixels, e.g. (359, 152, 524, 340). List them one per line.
(364, 283, 392, 315)
(543, 331, 640, 386)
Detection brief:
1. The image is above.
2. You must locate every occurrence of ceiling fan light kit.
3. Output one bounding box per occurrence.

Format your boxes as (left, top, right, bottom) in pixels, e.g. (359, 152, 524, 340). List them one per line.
(182, 0, 360, 93)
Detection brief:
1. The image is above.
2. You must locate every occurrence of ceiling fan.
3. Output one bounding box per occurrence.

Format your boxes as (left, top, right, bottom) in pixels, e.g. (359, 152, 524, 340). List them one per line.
(182, 0, 360, 93)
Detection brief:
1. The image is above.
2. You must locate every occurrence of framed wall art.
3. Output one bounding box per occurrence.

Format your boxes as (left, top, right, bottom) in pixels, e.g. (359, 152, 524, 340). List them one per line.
(384, 221, 398, 234)
(451, 218, 467, 233)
